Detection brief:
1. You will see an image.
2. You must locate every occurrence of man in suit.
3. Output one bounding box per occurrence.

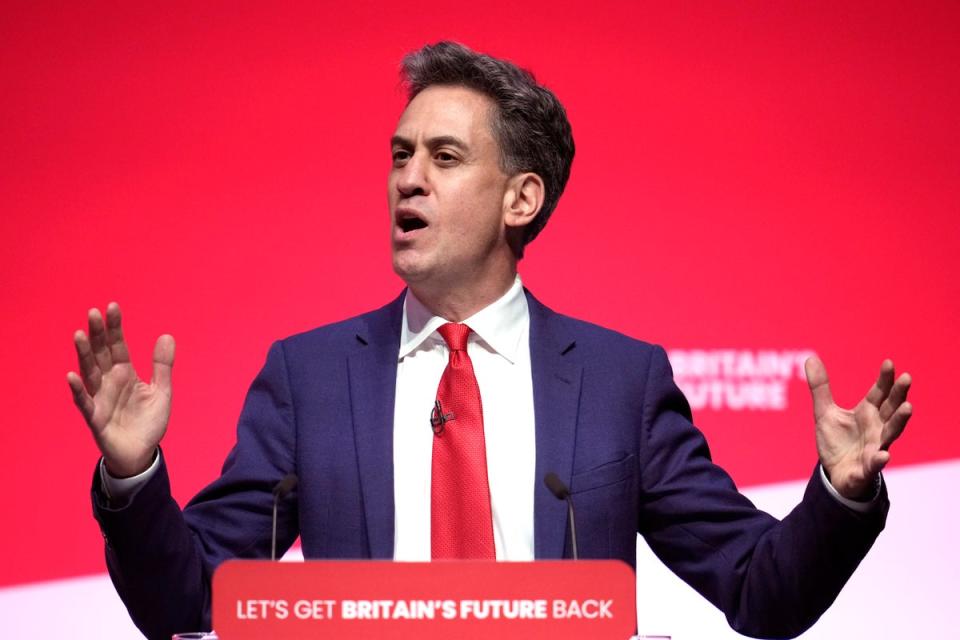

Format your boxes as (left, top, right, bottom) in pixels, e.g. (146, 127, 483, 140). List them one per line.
(69, 42, 913, 640)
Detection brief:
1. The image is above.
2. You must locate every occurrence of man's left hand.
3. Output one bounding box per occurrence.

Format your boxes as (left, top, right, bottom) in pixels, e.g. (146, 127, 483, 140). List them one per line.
(805, 356, 913, 500)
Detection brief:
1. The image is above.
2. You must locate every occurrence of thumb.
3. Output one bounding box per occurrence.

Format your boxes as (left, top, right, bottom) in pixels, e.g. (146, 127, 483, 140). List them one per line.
(152, 334, 176, 394)
(804, 355, 834, 419)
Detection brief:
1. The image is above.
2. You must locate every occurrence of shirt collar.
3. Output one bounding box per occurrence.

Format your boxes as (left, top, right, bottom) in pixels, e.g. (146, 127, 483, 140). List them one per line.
(399, 275, 528, 364)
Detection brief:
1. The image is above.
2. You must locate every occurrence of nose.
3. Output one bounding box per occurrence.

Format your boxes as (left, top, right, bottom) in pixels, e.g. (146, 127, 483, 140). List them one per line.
(394, 151, 429, 198)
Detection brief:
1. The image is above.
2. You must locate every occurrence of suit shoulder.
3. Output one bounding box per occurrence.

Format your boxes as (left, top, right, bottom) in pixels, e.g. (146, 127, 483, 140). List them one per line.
(529, 292, 663, 363)
(527, 291, 664, 373)
(274, 294, 404, 358)
(562, 313, 656, 349)
(563, 313, 664, 363)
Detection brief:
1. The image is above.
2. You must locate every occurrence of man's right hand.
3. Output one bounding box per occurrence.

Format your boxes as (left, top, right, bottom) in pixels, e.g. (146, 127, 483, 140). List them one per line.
(67, 302, 175, 478)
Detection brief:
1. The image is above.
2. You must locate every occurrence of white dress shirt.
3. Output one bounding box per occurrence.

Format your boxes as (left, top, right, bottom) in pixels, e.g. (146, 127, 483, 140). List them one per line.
(392, 275, 536, 561)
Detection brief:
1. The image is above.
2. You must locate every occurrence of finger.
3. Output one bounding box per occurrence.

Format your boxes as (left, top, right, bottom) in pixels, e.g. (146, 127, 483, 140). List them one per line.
(864, 359, 895, 409)
(67, 371, 95, 423)
(74, 329, 102, 394)
(88, 308, 114, 372)
(151, 334, 176, 394)
(879, 372, 911, 422)
(105, 302, 131, 364)
(804, 355, 834, 419)
(866, 450, 891, 479)
(881, 401, 912, 451)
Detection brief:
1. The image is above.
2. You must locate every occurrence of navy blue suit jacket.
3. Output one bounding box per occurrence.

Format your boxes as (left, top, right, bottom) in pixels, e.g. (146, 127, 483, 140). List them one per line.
(93, 291, 888, 640)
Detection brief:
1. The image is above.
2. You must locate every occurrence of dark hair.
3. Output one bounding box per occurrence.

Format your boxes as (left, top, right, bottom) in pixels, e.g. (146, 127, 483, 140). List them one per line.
(401, 41, 575, 255)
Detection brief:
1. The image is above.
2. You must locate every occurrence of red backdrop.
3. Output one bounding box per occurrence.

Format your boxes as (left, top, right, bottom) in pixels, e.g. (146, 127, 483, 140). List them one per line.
(2, 1, 957, 588)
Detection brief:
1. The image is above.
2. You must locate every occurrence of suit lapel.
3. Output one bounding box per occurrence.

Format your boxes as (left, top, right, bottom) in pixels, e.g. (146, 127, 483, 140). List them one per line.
(527, 290, 583, 559)
(348, 293, 404, 559)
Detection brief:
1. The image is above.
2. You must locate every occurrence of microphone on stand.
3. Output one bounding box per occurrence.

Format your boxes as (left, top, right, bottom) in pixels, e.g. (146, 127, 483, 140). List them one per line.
(271, 473, 298, 561)
(544, 472, 579, 560)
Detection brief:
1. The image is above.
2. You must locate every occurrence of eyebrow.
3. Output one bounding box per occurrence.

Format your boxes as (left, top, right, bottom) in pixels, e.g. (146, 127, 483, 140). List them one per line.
(390, 134, 470, 151)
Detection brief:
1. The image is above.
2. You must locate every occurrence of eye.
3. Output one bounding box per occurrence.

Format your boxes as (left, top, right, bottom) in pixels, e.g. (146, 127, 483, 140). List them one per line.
(392, 149, 411, 166)
(435, 150, 459, 165)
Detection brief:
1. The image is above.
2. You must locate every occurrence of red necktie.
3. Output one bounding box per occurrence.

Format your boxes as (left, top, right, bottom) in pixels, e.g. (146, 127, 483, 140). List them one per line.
(431, 323, 496, 559)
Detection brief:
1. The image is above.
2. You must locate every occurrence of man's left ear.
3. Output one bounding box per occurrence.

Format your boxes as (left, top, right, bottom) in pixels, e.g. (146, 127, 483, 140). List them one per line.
(503, 172, 545, 230)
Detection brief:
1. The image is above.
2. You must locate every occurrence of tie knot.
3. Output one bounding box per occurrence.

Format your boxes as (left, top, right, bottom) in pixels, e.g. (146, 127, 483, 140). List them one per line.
(437, 323, 471, 352)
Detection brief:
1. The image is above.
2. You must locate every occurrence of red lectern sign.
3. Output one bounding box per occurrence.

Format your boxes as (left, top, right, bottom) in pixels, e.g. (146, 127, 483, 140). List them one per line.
(213, 560, 636, 639)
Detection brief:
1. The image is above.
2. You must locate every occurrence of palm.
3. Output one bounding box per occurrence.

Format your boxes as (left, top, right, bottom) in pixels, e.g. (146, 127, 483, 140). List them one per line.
(805, 356, 912, 499)
(91, 363, 170, 465)
(68, 303, 175, 478)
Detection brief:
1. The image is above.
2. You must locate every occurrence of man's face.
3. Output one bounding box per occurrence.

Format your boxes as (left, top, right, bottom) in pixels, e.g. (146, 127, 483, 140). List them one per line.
(389, 85, 512, 291)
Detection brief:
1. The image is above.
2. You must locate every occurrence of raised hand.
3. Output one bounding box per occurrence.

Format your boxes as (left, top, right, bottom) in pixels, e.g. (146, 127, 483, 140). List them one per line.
(805, 356, 912, 500)
(67, 303, 175, 478)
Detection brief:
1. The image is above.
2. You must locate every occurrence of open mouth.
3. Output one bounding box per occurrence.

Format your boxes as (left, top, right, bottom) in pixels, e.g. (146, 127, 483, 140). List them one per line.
(399, 216, 428, 233)
(396, 209, 428, 234)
